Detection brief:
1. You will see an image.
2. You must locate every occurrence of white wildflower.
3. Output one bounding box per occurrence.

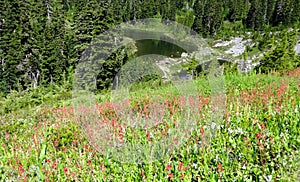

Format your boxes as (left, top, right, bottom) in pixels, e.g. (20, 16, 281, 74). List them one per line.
(280, 133, 285, 138)
(263, 175, 272, 182)
(236, 128, 243, 134)
(242, 164, 247, 170)
(211, 122, 217, 130)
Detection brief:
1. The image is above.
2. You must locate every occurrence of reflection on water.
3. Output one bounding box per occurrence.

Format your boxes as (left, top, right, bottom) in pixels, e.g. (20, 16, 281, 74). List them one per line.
(135, 39, 187, 58)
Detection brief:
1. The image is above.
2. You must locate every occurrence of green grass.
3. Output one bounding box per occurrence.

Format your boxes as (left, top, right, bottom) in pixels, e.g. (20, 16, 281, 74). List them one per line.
(0, 69, 299, 181)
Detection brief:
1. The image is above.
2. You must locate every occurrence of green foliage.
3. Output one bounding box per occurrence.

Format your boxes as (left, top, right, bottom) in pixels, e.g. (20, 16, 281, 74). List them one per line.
(47, 124, 79, 149)
(129, 75, 164, 92)
(96, 42, 137, 91)
(0, 84, 72, 115)
(217, 20, 245, 39)
(182, 56, 199, 76)
(183, 56, 238, 78)
(176, 9, 195, 28)
(256, 29, 298, 74)
(223, 61, 239, 74)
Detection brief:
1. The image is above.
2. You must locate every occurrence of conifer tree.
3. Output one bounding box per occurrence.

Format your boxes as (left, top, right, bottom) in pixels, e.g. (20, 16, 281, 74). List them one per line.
(192, 0, 205, 34)
(257, 30, 298, 73)
(0, 0, 25, 92)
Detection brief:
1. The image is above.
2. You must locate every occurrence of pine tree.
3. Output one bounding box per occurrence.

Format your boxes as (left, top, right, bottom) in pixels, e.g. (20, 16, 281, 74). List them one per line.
(202, 0, 223, 36)
(0, 0, 24, 92)
(256, 29, 298, 73)
(192, 0, 205, 34)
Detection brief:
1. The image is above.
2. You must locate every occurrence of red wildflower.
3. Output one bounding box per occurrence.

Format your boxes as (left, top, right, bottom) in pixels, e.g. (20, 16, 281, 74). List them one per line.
(217, 163, 224, 172)
(178, 162, 187, 171)
(77, 163, 82, 169)
(226, 117, 230, 122)
(257, 141, 262, 148)
(64, 167, 68, 174)
(260, 124, 266, 130)
(19, 168, 25, 175)
(54, 140, 58, 146)
(146, 131, 150, 140)
(255, 133, 263, 139)
(200, 127, 204, 135)
(141, 170, 146, 180)
(168, 173, 173, 178)
(166, 164, 171, 171)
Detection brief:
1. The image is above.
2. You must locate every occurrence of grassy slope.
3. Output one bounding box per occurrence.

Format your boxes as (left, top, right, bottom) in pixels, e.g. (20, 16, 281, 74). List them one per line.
(0, 69, 299, 181)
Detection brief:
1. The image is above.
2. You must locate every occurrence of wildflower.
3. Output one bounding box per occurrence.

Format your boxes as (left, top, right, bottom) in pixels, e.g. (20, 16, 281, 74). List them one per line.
(263, 175, 272, 182)
(19, 168, 25, 175)
(141, 170, 145, 178)
(260, 124, 266, 130)
(211, 122, 217, 130)
(280, 133, 285, 138)
(178, 162, 186, 171)
(64, 167, 68, 174)
(200, 127, 204, 135)
(255, 133, 263, 139)
(166, 164, 171, 171)
(257, 141, 261, 146)
(236, 128, 243, 134)
(226, 117, 230, 122)
(242, 164, 247, 170)
(146, 131, 151, 140)
(217, 163, 224, 172)
(77, 163, 82, 169)
(167, 173, 173, 178)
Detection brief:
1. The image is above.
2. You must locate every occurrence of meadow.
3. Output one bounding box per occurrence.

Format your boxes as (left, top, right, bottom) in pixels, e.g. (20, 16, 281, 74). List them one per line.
(0, 68, 299, 181)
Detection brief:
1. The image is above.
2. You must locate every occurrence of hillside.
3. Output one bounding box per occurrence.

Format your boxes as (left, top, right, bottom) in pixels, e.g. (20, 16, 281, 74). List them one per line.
(1, 0, 300, 181)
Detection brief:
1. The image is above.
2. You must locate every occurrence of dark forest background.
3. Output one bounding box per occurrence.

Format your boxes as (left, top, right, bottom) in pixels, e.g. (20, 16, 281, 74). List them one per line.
(1, 0, 300, 94)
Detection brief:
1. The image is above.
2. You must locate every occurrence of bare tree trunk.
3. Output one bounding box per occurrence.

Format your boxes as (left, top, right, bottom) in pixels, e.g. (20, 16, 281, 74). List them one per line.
(30, 69, 40, 89)
(46, 1, 52, 23)
(50, 74, 53, 84)
(1, 58, 4, 71)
